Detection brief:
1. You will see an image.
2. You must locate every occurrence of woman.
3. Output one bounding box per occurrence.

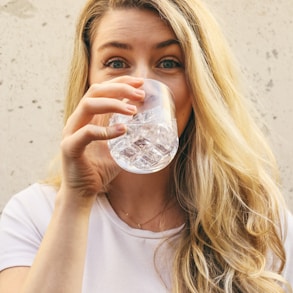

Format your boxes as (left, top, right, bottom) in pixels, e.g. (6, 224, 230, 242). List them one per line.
(0, 0, 292, 292)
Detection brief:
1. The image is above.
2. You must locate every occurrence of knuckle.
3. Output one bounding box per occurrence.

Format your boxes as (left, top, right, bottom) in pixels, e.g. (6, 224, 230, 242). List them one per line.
(60, 136, 70, 154)
(83, 124, 110, 141)
(84, 124, 96, 137)
(80, 97, 91, 112)
(87, 83, 100, 96)
(96, 126, 110, 140)
(101, 128, 110, 140)
(84, 124, 108, 141)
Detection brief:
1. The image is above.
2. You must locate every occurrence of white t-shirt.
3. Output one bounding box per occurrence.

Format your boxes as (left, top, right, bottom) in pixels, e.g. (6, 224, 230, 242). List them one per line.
(0, 183, 293, 292)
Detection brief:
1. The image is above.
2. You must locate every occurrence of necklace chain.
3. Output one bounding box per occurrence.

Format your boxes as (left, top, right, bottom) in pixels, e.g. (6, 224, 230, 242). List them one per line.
(106, 194, 174, 229)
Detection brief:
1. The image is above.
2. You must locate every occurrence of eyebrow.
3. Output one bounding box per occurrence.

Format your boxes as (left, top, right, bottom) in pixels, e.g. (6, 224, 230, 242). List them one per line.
(97, 39, 180, 52)
(155, 39, 180, 49)
(98, 41, 132, 51)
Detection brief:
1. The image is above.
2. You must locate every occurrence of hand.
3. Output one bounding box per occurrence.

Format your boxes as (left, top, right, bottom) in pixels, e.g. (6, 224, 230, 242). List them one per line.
(59, 76, 145, 205)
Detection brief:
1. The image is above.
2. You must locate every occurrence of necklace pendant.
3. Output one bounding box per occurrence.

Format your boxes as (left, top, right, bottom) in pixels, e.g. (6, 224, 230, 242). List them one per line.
(137, 223, 142, 229)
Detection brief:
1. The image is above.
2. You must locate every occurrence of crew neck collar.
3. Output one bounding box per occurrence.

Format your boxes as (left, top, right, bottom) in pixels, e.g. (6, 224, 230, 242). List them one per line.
(96, 194, 185, 239)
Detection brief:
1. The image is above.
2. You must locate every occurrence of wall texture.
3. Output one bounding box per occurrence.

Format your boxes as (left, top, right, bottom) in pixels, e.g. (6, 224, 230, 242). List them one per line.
(0, 0, 292, 212)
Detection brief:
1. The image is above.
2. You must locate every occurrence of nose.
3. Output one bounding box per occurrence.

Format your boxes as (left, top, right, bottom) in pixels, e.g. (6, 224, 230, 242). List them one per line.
(132, 61, 153, 80)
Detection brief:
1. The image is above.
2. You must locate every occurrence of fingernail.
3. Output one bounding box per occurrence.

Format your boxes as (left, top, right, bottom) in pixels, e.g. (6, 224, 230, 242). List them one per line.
(126, 104, 137, 113)
(134, 89, 145, 97)
(115, 124, 126, 133)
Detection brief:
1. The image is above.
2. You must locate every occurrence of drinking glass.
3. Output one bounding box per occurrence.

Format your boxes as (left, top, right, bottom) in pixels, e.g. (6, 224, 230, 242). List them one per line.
(108, 79, 179, 174)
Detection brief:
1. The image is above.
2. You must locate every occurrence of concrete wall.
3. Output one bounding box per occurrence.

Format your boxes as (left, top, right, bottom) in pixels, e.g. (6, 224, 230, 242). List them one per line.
(0, 0, 292, 212)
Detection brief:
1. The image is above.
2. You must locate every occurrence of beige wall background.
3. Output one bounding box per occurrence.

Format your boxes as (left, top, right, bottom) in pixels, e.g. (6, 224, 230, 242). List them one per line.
(0, 0, 292, 213)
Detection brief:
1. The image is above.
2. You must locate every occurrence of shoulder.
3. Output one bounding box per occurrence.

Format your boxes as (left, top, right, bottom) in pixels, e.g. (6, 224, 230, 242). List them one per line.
(0, 183, 58, 271)
(0, 183, 57, 237)
(2, 183, 57, 215)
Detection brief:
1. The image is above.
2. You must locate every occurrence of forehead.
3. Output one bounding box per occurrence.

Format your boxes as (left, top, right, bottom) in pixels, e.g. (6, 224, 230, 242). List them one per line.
(92, 8, 176, 46)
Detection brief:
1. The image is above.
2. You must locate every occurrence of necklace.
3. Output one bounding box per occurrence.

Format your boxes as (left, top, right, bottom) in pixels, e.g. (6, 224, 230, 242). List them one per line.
(106, 194, 175, 229)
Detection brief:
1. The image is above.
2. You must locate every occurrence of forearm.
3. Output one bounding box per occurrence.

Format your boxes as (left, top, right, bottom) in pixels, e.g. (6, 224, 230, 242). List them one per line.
(22, 191, 93, 293)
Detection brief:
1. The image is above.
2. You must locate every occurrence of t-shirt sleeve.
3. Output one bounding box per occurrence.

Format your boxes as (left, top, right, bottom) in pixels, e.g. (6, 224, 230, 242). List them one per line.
(0, 184, 55, 272)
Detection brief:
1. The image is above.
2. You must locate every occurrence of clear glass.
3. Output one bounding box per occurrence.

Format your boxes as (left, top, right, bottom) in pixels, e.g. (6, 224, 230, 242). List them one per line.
(108, 79, 179, 174)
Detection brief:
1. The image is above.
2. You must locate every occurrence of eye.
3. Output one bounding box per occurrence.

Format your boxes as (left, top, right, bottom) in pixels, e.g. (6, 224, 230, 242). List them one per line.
(104, 58, 129, 69)
(157, 58, 182, 69)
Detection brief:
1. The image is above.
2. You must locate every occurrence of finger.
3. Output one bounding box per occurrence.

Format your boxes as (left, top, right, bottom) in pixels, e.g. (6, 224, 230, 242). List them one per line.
(78, 97, 137, 117)
(102, 75, 144, 88)
(61, 124, 126, 159)
(66, 81, 144, 134)
(64, 98, 137, 135)
(86, 82, 145, 102)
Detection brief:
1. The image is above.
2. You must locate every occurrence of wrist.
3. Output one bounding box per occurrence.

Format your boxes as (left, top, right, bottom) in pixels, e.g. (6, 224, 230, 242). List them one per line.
(55, 184, 97, 215)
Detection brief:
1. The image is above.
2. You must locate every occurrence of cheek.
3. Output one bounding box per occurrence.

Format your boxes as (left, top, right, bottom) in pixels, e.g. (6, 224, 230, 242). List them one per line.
(88, 51, 107, 85)
(88, 63, 102, 85)
(173, 91, 192, 136)
(166, 78, 192, 136)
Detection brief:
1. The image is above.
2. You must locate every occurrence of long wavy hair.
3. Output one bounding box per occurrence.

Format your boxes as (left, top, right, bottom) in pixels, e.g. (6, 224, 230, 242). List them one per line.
(51, 0, 290, 292)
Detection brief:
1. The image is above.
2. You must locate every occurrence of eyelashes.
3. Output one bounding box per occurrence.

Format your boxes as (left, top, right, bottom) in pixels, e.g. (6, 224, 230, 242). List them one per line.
(103, 57, 183, 70)
(157, 59, 182, 69)
(103, 58, 129, 69)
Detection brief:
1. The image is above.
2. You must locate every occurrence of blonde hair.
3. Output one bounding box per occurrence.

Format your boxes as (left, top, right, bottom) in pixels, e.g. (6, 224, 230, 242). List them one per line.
(51, 0, 290, 292)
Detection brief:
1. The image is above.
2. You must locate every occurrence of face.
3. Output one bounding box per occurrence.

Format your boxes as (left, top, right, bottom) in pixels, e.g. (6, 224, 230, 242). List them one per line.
(89, 8, 192, 136)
